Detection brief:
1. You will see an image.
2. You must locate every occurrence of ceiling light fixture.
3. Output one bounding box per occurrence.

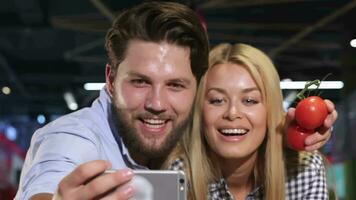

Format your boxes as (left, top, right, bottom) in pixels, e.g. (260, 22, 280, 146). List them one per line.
(84, 83, 105, 91)
(63, 92, 78, 110)
(2, 86, 11, 95)
(280, 81, 344, 89)
(84, 81, 344, 91)
(350, 39, 356, 47)
(37, 114, 46, 124)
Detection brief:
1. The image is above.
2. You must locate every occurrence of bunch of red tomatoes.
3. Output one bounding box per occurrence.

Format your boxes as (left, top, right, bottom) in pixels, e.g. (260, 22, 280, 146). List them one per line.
(287, 79, 328, 151)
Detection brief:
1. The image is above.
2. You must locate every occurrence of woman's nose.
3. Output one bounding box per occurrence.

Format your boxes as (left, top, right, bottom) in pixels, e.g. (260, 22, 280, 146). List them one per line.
(223, 104, 242, 121)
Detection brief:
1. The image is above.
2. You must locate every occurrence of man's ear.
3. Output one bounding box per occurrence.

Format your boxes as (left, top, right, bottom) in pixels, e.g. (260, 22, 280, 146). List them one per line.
(105, 63, 114, 96)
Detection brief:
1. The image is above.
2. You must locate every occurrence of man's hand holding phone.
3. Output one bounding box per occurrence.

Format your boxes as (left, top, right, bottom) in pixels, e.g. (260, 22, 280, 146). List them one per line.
(52, 160, 135, 200)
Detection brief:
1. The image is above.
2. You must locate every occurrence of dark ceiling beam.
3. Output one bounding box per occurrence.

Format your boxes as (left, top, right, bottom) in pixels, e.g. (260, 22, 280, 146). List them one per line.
(0, 99, 66, 114)
(276, 55, 340, 68)
(61, 0, 114, 65)
(66, 55, 106, 63)
(89, 0, 115, 22)
(208, 33, 341, 50)
(200, 0, 318, 10)
(200, 0, 230, 10)
(269, 0, 356, 58)
(50, 0, 115, 32)
(20, 74, 103, 84)
(14, 0, 44, 25)
(64, 39, 105, 61)
(0, 54, 29, 98)
(207, 22, 340, 31)
(50, 16, 109, 32)
(51, 20, 340, 32)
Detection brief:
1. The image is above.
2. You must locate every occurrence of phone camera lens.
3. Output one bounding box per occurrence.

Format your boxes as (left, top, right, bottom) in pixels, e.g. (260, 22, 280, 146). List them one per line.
(179, 178, 185, 184)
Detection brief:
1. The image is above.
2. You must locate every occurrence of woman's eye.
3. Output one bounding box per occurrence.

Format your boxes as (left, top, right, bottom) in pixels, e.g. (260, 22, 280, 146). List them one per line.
(244, 98, 258, 105)
(209, 98, 225, 105)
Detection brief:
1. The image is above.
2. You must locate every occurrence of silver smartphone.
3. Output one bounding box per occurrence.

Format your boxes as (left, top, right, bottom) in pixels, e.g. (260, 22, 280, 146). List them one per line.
(105, 169, 187, 200)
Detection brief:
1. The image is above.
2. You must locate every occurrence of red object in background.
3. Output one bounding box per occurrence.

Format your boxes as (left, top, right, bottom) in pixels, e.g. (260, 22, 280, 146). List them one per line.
(0, 184, 17, 200)
(0, 134, 26, 159)
(326, 154, 333, 164)
(195, 8, 207, 31)
(295, 96, 328, 130)
(287, 123, 314, 151)
(0, 133, 26, 200)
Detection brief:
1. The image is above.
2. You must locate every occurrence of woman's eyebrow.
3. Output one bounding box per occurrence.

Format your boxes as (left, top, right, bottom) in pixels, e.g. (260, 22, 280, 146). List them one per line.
(206, 87, 226, 95)
(242, 87, 260, 94)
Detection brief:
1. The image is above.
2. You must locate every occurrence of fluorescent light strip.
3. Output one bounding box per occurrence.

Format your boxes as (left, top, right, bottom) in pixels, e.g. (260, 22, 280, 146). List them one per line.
(280, 81, 344, 89)
(84, 83, 105, 90)
(83, 81, 344, 90)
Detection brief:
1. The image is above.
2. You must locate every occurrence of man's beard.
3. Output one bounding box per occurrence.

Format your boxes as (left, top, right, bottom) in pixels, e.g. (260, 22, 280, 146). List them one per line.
(112, 104, 191, 159)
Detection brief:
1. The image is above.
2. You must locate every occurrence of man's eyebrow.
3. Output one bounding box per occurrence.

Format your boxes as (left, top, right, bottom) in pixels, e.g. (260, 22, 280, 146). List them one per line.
(127, 72, 193, 85)
(168, 78, 192, 85)
(127, 72, 150, 79)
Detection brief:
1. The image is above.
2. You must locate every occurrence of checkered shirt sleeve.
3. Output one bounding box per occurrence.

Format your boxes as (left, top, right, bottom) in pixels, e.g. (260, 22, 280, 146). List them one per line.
(286, 151, 328, 200)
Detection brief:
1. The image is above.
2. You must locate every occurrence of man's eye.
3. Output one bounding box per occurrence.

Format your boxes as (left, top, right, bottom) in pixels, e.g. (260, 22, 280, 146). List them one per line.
(168, 83, 185, 90)
(131, 79, 148, 86)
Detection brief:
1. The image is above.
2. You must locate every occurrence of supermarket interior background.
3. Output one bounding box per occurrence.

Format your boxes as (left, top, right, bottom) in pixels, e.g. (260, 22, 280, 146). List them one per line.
(1, 0, 356, 199)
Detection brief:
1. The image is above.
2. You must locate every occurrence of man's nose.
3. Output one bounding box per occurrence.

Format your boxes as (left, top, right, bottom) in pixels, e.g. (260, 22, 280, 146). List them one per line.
(144, 87, 167, 114)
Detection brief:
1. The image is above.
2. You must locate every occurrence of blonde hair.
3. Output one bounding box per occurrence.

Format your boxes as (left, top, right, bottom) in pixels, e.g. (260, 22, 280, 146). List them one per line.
(189, 43, 287, 199)
(165, 43, 289, 199)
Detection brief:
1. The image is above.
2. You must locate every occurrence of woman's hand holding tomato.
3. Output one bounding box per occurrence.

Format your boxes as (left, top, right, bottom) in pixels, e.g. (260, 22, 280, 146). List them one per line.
(287, 123, 314, 150)
(285, 99, 337, 151)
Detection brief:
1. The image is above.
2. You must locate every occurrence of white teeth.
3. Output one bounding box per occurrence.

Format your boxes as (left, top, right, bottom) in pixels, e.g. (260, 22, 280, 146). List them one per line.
(145, 123, 164, 129)
(220, 129, 247, 135)
(143, 119, 165, 125)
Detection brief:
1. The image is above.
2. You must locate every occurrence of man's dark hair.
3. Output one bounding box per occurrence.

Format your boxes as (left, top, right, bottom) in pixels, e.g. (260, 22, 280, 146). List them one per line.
(105, 1, 209, 80)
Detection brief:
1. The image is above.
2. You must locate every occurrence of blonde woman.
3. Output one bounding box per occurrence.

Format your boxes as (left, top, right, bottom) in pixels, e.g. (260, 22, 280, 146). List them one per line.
(168, 43, 336, 199)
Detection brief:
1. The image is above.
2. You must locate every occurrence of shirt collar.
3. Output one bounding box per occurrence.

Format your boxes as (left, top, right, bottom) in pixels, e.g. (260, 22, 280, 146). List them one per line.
(209, 178, 263, 199)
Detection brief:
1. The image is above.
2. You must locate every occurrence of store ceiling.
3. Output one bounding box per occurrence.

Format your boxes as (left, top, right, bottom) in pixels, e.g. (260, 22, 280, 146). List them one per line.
(1, 0, 356, 115)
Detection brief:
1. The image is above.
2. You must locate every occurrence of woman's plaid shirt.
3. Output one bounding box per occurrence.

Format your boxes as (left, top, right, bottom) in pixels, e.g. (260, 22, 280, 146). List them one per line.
(169, 152, 328, 200)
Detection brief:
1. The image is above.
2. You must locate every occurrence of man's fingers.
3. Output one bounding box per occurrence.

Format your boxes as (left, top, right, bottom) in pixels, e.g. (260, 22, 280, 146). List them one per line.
(81, 168, 134, 199)
(61, 160, 111, 189)
(100, 183, 135, 200)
